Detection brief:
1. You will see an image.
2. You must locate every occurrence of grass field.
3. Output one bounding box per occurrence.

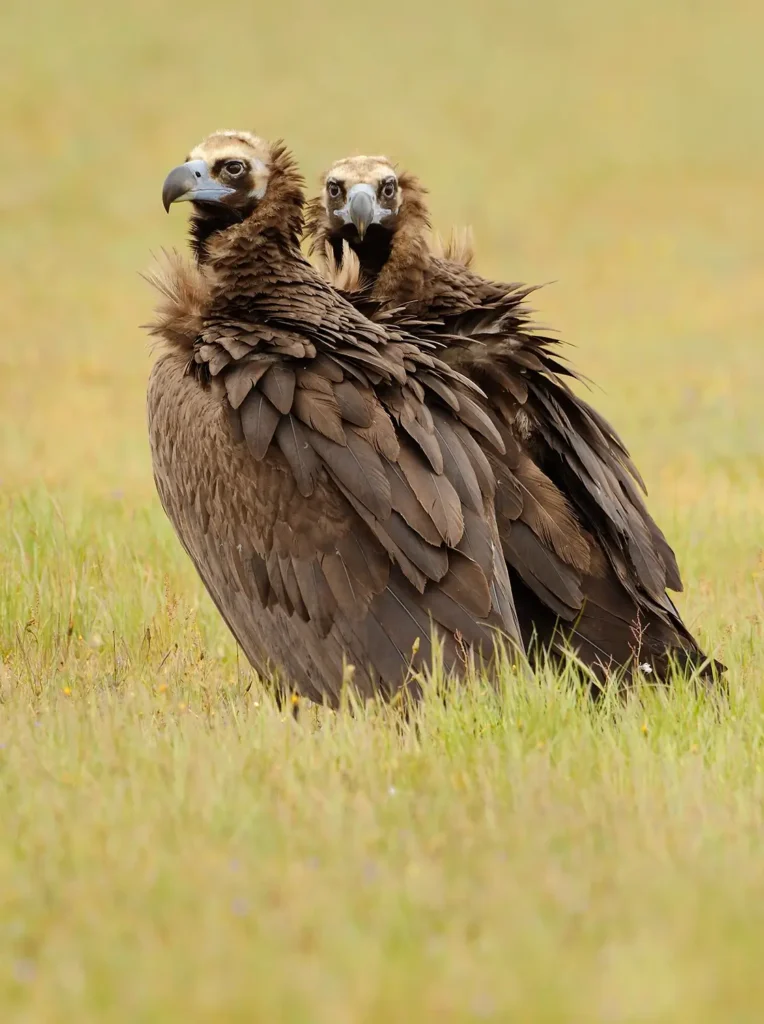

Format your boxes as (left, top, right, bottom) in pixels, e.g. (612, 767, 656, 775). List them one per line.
(2, 0, 763, 1019)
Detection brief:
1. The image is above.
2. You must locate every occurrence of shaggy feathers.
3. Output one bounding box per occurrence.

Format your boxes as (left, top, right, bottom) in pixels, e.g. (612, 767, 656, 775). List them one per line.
(305, 154, 721, 685)
(146, 132, 525, 706)
(143, 249, 210, 352)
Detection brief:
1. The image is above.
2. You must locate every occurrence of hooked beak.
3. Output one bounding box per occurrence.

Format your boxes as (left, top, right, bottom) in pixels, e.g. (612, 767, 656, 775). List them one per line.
(162, 159, 236, 212)
(347, 184, 376, 240)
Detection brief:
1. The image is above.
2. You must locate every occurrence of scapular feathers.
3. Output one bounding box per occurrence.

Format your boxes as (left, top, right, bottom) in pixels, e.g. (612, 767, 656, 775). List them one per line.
(305, 154, 721, 685)
(146, 132, 529, 705)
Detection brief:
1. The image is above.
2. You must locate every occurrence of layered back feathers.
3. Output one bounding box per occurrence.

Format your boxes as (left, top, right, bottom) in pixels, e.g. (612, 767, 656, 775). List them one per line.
(146, 133, 527, 705)
(302, 155, 721, 685)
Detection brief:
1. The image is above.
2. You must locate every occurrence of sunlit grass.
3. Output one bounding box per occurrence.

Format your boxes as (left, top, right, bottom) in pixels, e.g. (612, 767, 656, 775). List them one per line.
(1, 0, 763, 1017)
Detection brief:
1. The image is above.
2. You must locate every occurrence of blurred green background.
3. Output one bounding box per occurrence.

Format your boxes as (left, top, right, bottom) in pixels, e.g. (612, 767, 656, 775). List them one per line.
(1, 3, 763, 1017)
(2, 0, 761, 495)
(3, 0, 762, 649)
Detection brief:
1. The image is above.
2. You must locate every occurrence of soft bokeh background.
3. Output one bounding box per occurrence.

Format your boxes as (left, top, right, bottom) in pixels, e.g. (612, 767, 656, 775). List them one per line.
(1, 0, 763, 1019)
(2, 0, 763, 621)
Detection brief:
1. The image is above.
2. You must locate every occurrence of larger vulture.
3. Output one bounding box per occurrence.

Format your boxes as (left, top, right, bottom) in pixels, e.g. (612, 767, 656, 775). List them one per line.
(305, 155, 720, 683)
(146, 131, 528, 706)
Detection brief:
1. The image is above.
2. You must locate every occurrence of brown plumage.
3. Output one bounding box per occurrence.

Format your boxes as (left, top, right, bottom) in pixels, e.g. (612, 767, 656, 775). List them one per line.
(305, 156, 721, 684)
(145, 131, 524, 706)
(305, 156, 510, 312)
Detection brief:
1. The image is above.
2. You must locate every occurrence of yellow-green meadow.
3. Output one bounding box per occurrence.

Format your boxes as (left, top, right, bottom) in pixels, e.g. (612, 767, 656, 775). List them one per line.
(1, 0, 762, 1018)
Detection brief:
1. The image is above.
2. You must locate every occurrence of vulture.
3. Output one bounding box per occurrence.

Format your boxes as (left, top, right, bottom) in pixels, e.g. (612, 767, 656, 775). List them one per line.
(146, 131, 528, 707)
(305, 155, 720, 684)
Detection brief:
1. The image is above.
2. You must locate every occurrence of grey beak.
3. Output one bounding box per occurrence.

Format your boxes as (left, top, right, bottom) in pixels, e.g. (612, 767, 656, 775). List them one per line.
(347, 184, 376, 240)
(162, 159, 236, 212)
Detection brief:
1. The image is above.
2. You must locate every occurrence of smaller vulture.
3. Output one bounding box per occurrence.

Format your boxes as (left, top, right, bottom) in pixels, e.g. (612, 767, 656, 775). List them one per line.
(305, 155, 720, 684)
(146, 131, 527, 706)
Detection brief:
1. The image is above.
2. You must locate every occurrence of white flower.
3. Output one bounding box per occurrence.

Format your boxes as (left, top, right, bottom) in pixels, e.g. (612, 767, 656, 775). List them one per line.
(640, 663, 653, 675)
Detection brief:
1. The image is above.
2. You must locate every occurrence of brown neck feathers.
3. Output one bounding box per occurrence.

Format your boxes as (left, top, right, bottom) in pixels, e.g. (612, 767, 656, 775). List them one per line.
(201, 142, 306, 290)
(371, 171, 432, 304)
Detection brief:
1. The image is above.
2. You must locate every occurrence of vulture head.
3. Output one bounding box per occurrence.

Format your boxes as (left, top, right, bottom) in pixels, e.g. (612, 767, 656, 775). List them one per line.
(307, 155, 431, 289)
(162, 130, 304, 259)
(163, 131, 272, 215)
(319, 156, 406, 242)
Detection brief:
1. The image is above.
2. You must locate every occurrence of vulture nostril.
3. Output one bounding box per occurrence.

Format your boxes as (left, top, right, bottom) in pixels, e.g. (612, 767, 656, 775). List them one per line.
(195, 171, 202, 178)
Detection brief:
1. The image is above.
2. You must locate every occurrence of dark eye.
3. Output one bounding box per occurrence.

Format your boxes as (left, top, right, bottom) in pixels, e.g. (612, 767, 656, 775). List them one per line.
(381, 178, 397, 200)
(327, 180, 342, 200)
(224, 160, 245, 178)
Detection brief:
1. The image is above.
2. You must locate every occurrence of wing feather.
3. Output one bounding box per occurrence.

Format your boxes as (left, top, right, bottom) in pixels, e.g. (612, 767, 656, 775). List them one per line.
(240, 390, 280, 460)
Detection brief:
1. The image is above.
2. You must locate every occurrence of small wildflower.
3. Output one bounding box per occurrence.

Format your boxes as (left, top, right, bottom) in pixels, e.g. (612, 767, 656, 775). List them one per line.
(388, 786, 397, 796)
(253, 701, 260, 708)
(291, 694, 300, 706)
(62, 687, 72, 696)
(157, 683, 168, 694)
(640, 663, 653, 675)
(641, 721, 649, 735)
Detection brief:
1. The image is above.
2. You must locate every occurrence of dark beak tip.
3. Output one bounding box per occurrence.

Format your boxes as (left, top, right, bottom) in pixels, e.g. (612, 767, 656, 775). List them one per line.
(348, 196, 374, 240)
(161, 163, 199, 213)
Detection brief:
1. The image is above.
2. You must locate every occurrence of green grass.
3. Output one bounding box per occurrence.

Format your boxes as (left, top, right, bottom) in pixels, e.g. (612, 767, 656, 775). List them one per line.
(1, 0, 763, 1018)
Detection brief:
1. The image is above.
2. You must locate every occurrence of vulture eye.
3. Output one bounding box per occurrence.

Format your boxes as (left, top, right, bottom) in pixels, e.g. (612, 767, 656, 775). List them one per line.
(381, 179, 397, 200)
(327, 180, 342, 200)
(224, 160, 246, 178)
